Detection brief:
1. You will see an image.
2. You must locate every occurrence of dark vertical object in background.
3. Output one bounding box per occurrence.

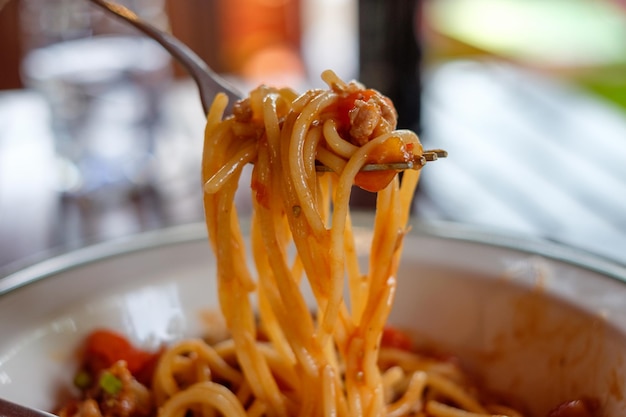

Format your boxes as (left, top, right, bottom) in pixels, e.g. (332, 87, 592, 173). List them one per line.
(353, 0, 422, 207)
(358, 0, 422, 131)
(0, 0, 23, 90)
(385, 0, 422, 131)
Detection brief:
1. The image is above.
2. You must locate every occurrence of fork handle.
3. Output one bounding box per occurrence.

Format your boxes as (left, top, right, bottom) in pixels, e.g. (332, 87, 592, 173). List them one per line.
(88, 0, 242, 114)
(0, 397, 56, 417)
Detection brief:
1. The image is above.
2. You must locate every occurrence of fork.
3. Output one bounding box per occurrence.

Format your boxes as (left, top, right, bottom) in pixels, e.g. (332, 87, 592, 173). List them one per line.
(87, 0, 447, 171)
(0, 397, 56, 417)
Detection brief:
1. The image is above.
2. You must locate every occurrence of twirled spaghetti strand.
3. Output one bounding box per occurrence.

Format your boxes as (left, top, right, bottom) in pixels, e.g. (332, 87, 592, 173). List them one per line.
(193, 72, 527, 417)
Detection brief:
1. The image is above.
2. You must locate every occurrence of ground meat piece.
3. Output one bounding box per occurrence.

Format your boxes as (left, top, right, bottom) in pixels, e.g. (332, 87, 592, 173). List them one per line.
(373, 95, 397, 135)
(348, 93, 398, 146)
(92, 361, 153, 417)
(56, 361, 153, 417)
(58, 399, 103, 417)
(232, 98, 253, 122)
(349, 99, 381, 145)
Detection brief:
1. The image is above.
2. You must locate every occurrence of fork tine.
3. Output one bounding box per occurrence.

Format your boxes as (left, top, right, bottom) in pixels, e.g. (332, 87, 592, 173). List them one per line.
(315, 149, 447, 172)
(357, 157, 426, 172)
(423, 149, 448, 161)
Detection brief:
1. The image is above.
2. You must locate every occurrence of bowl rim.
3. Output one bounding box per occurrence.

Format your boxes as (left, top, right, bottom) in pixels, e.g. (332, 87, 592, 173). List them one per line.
(1, 218, 625, 298)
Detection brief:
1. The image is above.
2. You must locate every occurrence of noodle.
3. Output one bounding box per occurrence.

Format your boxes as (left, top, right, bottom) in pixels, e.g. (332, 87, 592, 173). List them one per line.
(196, 70, 510, 417)
(57, 71, 551, 417)
(199, 70, 421, 417)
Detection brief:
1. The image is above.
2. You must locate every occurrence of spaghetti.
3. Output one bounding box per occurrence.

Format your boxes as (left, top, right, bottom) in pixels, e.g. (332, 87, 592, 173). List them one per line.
(57, 71, 596, 417)
(192, 69, 511, 417)
(198, 70, 423, 417)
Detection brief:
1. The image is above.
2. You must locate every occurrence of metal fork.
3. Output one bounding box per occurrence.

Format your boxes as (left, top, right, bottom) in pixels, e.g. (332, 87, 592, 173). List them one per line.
(0, 397, 56, 417)
(88, 0, 241, 114)
(87, 0, 447, 171)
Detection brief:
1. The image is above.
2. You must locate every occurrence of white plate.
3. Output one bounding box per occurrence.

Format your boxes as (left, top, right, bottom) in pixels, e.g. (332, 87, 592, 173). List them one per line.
(1, 220, 626, 415)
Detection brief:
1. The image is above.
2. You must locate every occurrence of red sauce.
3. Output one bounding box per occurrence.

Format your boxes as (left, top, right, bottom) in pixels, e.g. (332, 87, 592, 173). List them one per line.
(354, 138, 414, 192)
(251, 176, 270, 208)
(324, 89, 414, 192)
(380, 326, 413, 351)
(328, 89, 378, 132)
(82, 329, 161, 386)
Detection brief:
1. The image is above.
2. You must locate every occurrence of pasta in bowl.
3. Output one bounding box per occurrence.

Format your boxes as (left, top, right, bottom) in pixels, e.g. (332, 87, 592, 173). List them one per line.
(0, 222, 625, 417)
(1, 72, 626, 417)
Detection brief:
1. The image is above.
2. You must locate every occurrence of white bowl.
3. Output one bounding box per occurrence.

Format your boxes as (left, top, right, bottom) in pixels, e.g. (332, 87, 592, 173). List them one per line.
(1, 220, 626, 416)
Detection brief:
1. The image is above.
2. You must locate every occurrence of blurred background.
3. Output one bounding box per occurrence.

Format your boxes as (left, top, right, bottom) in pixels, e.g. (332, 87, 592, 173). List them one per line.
(0, 0, 625, 276)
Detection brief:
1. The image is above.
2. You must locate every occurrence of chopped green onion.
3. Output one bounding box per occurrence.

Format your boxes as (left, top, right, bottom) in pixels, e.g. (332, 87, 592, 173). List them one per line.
(99, 371, 123, 396)
(73, 370, 92, 389)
